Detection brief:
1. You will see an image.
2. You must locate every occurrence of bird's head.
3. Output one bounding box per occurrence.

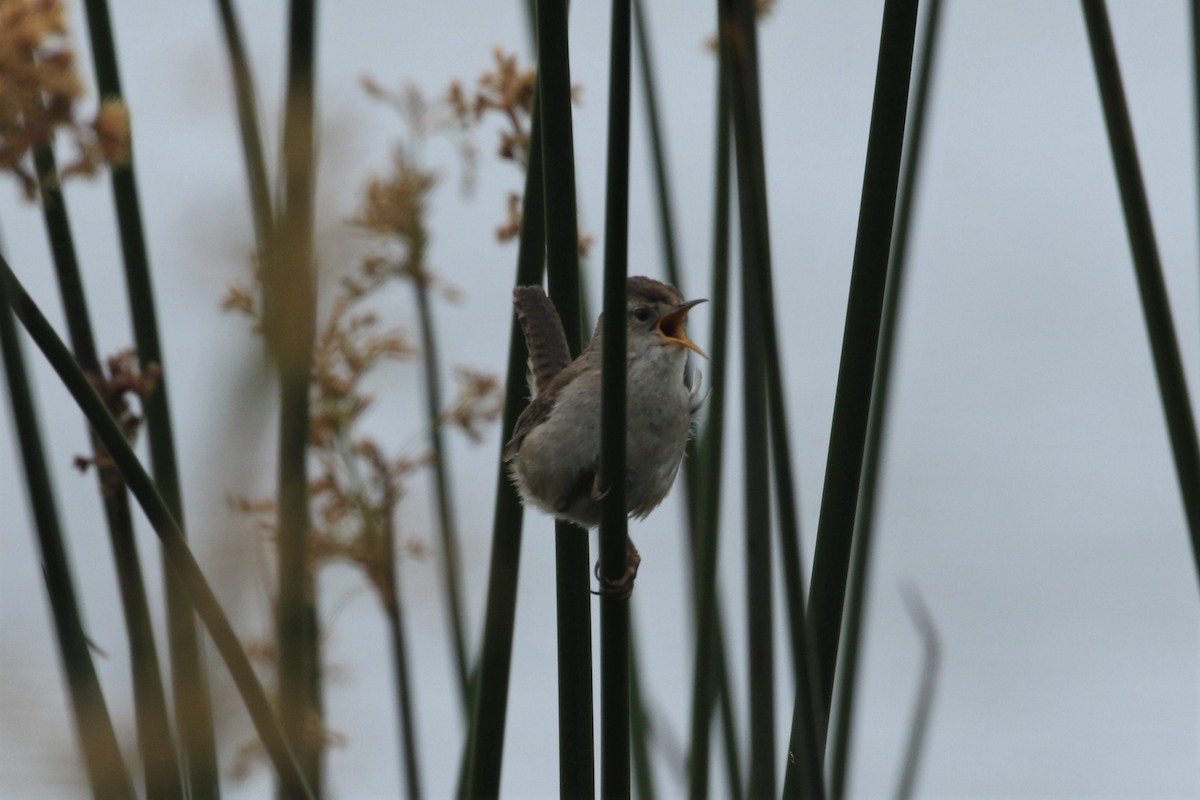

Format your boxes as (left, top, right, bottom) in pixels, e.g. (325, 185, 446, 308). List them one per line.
(625, 276, 707, 358)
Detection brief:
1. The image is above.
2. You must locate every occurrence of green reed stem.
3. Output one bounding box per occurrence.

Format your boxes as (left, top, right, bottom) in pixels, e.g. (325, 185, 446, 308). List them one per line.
(687, 30, 740, 799)
(893, 587, 940, 800)
(32, 141, 183, 800)
(827, 2, 942, 796)
(463, 92, 547, 798)
(537, 0, 597, 795)
(2, 257, 313, 799)
(412, 276, 472, 712)
(1193, 0, 1200, 332)
(379, 512, 423, 800)
(629, 629, 657, 800)
(213, 0, 275, 258)
(1081, 0, 1200, 593)
(632, 0, 682, 294)
(600, 0, 633, 794)
(0, 259, 136, 800)
(804, 0, 920, 745)
(717, 0, 780, 793)
(79, 2, 220, 794)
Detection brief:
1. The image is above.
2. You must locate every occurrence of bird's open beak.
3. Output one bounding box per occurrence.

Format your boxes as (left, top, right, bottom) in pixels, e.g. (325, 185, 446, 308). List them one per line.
(658, 298, 708, 358)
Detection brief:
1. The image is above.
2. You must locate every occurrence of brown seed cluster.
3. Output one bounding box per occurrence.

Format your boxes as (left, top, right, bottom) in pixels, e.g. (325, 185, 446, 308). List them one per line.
(73, 349, 161, 496)
(0, 0, 130, 196)
(445, 48, 591, 254)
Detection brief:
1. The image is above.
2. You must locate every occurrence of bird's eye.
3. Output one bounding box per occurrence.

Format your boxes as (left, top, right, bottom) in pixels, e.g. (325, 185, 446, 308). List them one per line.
(633, 306, 651, 322)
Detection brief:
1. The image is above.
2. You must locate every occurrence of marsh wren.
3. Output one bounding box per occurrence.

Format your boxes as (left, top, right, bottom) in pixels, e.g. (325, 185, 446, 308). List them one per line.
(503, 276, 706, 594)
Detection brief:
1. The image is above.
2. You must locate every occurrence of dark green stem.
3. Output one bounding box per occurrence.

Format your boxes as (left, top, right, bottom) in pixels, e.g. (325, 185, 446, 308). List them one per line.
(827, 1, 942, 795)
(380, 508, 423, 800)
(1080, 0, 1200, 594)
(632, 0, 682, 294)
(0, 256, 135, 800)
(629, 630, 657, 800)
(804, 0, 920, 744)
(412, 276, 472, 711)
(718, 0, 783, 793)
(462, 93, 547, 798)
(893, 588, 941, 800)
(213, 0, 275, 258)
(79, 1, 220, 793)
(538, 0, 596, 795)
(600, 0, 633, 795)
(687, 31, 739, 799)
(33, 141, 183, 800)
(2, 256, 313, 799)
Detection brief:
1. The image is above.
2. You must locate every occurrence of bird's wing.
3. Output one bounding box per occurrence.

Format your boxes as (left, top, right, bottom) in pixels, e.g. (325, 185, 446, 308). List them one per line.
(501, 356, 586, 462)
(513, 285, 572, 390)
(502, 392, 553, 462)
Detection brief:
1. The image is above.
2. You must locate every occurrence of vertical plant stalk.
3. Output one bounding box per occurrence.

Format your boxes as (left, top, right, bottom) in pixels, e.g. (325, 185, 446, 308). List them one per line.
(79, 1, 220, 794)
(1, 258, 313, 799)
(462, 92, 546, 798)
(633, 7, 746, 793)
(628, 630, 657, 800)
(1081, 0, 1200, 589)
(805, 0, 920, 739)
(412, 277, 472, 710)
(826, 2, 943, 796)
(32, 142, 183, 800)
(631, 0, 683, 292)
(717, 0, 783, 794)
(1193, 0, 1200, 328)
(377, 506, 423, 799)
(537, 0, 597, 796)
(274, 1, 323, 796)
(213, 0, 275, 258)
(687, 31, 743, 800)
(0, 259, 136, 800)
(893, 587, 940, 800)
(600, 0, 634, 795)
(631, 0, 703, 521)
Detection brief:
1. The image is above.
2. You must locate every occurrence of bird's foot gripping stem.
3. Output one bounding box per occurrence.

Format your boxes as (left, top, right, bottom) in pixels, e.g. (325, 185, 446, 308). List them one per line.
(592, 537, 642, 600)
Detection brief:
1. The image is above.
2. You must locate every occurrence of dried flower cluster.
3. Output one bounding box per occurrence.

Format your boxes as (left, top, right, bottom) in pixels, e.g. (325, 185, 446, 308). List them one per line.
(0, 0, 130, 196)
(441, 368, 503, 443)
(227, 82, 504, 567)
(225, 251, 424, 581)
(225, 73, 504, 781)
(445, 48, 591, 255)
(447, 47, 538, 168)
(350, 150, 435, 280)
(73, 349, 161, 495)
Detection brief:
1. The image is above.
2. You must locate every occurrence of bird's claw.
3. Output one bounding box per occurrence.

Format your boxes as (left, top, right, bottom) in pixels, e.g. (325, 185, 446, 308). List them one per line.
(591, 541, 643, 600)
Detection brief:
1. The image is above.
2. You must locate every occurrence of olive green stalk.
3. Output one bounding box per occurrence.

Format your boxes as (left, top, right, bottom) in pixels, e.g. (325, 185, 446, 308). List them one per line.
(273, 2, 324, 795)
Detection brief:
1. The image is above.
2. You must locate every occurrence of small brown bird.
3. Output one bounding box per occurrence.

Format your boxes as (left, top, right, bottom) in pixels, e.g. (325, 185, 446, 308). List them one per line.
(503, 276, 706, 594)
